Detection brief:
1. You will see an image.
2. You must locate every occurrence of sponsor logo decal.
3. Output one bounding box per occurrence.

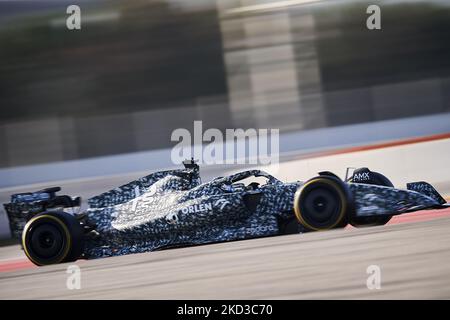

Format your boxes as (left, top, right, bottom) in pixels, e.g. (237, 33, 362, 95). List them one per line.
(180, 203, 213, 214)
(214, 199, 230, 211)
(354, 172, 370, 181)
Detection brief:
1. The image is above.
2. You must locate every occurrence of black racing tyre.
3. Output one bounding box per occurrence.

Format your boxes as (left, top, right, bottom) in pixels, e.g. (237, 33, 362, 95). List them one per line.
(350, 171, 394, 227)
(294, 176, 350, 231)
(22, 211, 84, 266)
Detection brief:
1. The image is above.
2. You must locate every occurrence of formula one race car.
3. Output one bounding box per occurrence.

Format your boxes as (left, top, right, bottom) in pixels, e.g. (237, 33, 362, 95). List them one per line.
(4, 159, 448, 266)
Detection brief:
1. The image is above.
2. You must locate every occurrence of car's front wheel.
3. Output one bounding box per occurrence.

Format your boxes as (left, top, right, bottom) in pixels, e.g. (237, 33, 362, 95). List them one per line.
(294, 176, 351, 231)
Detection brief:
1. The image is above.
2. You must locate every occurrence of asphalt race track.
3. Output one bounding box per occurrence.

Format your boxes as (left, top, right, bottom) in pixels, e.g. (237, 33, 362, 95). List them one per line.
(1, 207, 450, 299)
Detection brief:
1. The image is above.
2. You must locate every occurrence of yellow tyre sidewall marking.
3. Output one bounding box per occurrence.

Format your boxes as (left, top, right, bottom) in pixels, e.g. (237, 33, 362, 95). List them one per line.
(294, 178, 347, 231)
(22, 214, 72, 266)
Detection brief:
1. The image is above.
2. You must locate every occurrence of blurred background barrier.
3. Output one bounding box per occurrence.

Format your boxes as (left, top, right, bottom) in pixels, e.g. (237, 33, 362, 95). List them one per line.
(1, 0, 450, 170)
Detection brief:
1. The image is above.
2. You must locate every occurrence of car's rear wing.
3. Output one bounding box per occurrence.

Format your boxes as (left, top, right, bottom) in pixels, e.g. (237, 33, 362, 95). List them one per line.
(3, 187, 81, 239)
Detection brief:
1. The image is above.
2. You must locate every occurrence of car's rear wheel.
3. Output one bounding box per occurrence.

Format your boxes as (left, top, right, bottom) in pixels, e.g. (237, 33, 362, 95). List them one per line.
(350, 171, 394, 227)
(22, 211, 84, 266)
(294, 176, 351, 231)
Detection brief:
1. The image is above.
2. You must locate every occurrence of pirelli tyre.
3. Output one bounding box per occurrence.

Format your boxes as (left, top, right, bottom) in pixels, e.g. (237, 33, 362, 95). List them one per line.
(349, 171, 394, 227)
(294, 176, 352, 231)
(22, 211, 84, 266)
